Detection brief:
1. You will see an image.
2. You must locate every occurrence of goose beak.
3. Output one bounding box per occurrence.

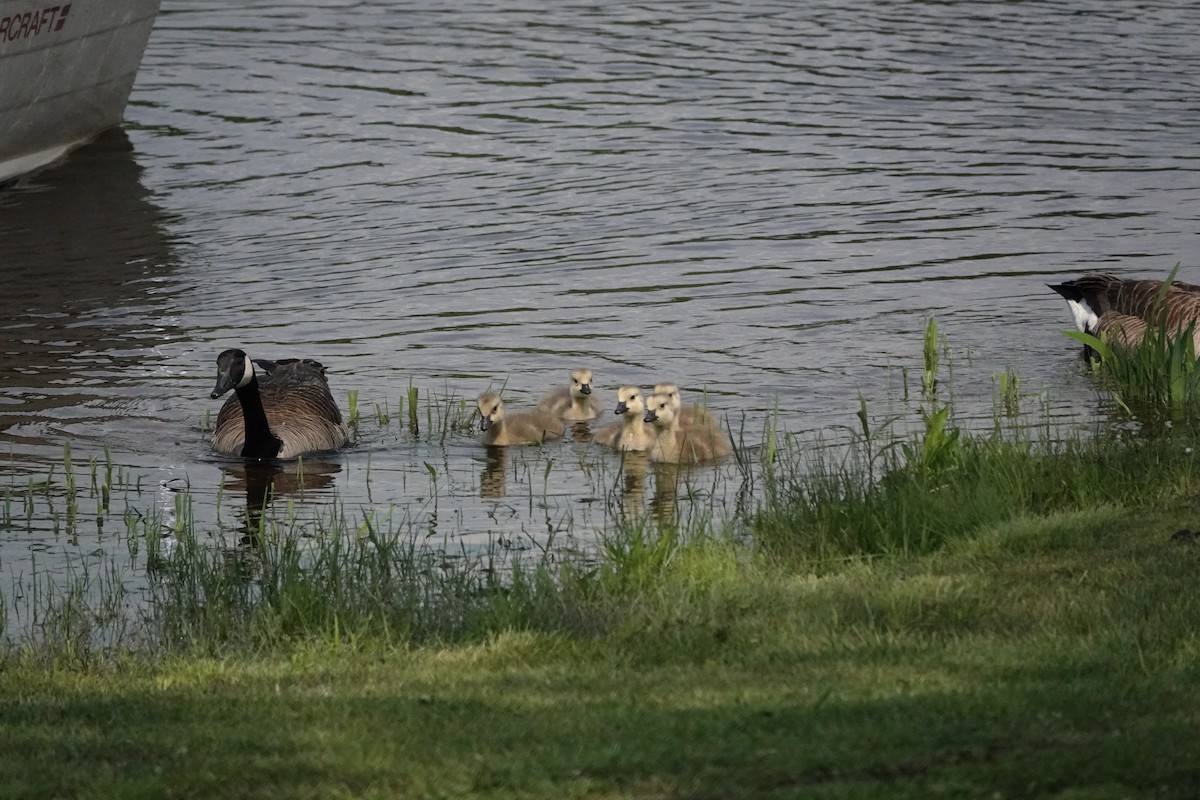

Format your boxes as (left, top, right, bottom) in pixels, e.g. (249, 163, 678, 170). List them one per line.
(615, 401, 628, 415)
(480, 415, 492, 431)
(211, 371, 237, 399)
(580, 384, 592, 395)
(644, 409, 657, 423)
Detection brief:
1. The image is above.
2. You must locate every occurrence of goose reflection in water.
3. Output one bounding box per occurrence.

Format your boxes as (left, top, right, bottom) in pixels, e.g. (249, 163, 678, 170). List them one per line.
(605, 451, 649, 523)
(649, 463, 687, 528)
(219, 458, 342, 547)
(480, 446, 508, 498)
(568, 421, 593, 444)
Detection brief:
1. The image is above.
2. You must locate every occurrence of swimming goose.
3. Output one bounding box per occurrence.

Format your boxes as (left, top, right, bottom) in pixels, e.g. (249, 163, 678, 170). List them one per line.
(643, 392, 732, 464)
(210, 348, 349, 460)
(477, 392, 565, 446)
(593, 386, 655, 452)
(1048, 273, 1200, 350)
(538, 368, 604, 420)
(653, 382, 716, 429)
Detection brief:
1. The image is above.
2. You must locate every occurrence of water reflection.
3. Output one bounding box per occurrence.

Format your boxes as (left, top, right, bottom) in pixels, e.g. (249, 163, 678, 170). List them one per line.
(219, 459, 342, 546)
(568, 422, 593, 445)
(649, 462, 682, 528)
(479, 447, 507, 499)
(605, 452, 650, 523)
(0, 129, 179, 450)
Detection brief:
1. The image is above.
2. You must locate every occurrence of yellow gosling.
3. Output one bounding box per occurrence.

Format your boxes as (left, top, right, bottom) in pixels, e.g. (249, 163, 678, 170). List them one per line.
(643, 392, 731, 464)
(652, 382, 715, 429)
(476, 392, 565, 446)
(593, 385, 655, 452)
(538, 368, 604, 421)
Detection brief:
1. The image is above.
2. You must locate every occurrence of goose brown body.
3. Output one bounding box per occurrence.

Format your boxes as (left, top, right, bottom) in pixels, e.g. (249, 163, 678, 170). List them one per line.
(210, 349, 349, 460)
(593, 386, 655, 452)
(477, 392, 565, 446)
(1049, 273, 1200, 350)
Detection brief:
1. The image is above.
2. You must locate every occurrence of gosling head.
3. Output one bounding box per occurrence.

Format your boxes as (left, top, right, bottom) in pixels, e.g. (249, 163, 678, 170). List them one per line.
(477, 392, 504, 431)
(570, 368, 594, 399)
(653, 383, 683, 414)
(211, 348, 256, 399)
(614, 385, 643, 416)
(644, 392, 677, 430)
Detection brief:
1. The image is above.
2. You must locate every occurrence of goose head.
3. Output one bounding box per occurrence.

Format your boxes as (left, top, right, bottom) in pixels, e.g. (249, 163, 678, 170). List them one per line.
(1047, 282, 1102, 334)
(614, 385, 642, 416)
(643, 392, 677, 430)
(653, 383, 683, 415)
(212, 348, 257, 399)
(570, 368, 594, 399)
(477, 392, 504, 431)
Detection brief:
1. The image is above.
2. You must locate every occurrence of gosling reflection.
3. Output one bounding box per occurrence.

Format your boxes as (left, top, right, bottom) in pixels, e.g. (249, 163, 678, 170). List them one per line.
(480, 446, 508, 498)
(569, 421, 593, 444)
(649, 462, 681, 527)
(219, 458, 342, 546)
(602, 453, 680, 526)
(606, 451, 649, 522)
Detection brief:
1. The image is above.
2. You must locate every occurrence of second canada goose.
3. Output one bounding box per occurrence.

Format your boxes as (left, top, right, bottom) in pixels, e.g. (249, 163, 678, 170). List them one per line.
(593, 386, 655, 452)
(643, 392, 732, 464)
(538, 368, 604, 420)
(210, 348, 349, 460)
(1048, 273, 1200, 350)
(477, 392, 565, 446)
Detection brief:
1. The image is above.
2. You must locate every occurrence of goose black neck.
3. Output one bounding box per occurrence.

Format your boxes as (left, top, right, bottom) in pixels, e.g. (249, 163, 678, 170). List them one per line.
(235, 374, 283, 460)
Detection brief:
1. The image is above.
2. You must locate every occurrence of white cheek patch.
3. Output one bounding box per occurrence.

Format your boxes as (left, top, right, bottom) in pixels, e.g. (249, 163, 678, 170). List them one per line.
(237, 354, 255, 388)
(1066, 299, 1099, 333)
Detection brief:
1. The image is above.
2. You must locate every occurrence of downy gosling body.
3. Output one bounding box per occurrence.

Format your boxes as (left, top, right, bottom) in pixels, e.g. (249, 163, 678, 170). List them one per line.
(538, 368, 604, 420)
(477, 392, 565, 446)
(643, 392, 732, 464)
(593, 386, 655, 452)
(210, 348, 349, 460)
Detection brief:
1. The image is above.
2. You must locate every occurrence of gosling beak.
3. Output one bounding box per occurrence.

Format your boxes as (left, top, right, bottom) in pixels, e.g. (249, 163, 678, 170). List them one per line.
(615, 401, 628, 415)
(580, 384, 592, 395)
(480, 415, 493, 431)
(644, 409, 657, 423)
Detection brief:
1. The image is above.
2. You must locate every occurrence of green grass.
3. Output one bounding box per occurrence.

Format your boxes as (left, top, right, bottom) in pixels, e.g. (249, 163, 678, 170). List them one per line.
(4, 504, 1200, 798)
(751, 414, 1200, 562)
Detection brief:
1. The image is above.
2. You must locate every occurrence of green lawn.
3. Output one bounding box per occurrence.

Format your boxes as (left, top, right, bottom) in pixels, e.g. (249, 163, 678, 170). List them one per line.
(5, 503, 1200, 799)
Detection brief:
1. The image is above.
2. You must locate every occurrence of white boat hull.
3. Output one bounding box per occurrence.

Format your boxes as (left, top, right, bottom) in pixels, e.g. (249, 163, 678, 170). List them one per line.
(0, 0, 160, 184)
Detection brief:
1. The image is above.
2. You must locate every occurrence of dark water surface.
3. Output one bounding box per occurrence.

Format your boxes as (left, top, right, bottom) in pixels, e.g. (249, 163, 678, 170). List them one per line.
(2, 0, 1199, 634)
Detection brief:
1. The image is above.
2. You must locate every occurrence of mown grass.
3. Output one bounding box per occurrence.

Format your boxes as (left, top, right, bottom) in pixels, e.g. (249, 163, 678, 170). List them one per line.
(4, 503, 1200, 798)
(7, 321, 1200, 797)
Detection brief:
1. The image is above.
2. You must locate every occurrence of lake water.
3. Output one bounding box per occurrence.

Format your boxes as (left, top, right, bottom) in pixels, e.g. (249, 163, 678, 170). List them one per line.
(2, 0, 1199, 636)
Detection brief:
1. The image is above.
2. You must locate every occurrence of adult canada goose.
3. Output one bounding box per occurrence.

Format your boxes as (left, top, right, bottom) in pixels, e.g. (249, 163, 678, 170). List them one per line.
(593, 386, 655, 452)
(210, 348, 349, 460)
(477, 392, 565, 446)
(1048, 273, 1200, 350)
(643, 392, 732, 465)
(538, 368, 604, 421)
